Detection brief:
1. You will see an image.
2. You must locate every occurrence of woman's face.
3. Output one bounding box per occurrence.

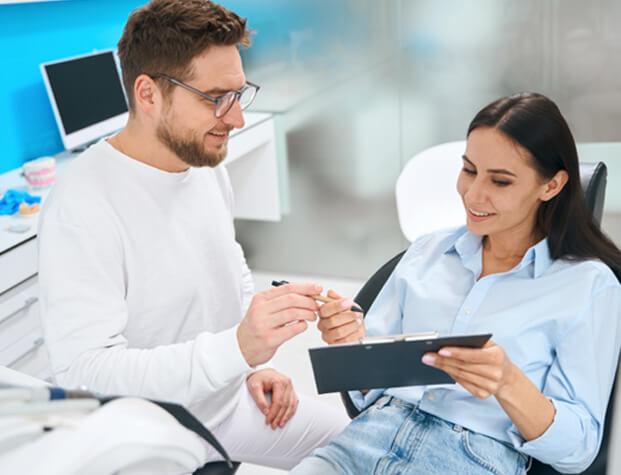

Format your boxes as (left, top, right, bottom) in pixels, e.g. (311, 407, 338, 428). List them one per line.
(457, 127, 552, 244)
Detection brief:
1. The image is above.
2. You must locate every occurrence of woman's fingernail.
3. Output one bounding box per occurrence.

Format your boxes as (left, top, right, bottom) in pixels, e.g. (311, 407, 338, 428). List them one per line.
(438, 349, 452, 357)
(422, 354, 436, 366)
(341, 299, 354, 309)
(357, 318, 363, 326)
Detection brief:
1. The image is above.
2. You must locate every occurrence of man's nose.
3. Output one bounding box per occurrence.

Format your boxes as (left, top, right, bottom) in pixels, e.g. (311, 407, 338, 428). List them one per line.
(221, 100, 245, 129)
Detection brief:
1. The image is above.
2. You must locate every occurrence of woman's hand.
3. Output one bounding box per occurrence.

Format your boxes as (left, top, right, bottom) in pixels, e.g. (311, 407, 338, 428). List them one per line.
(317, 290, 365, 344)
(422, 340, 516, 399)
(423, 339, 556, 440)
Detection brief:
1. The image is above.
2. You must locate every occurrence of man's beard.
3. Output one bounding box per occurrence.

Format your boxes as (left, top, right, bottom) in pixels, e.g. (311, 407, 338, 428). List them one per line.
(156, 115, 228, 168)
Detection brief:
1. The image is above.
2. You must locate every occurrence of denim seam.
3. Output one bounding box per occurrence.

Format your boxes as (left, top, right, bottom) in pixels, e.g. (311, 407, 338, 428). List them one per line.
(374, 405, 422, 474)
(461, 430, 505, 475)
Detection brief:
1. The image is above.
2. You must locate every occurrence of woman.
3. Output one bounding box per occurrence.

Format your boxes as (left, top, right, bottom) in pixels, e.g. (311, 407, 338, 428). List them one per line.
(292, 93, 621, 474)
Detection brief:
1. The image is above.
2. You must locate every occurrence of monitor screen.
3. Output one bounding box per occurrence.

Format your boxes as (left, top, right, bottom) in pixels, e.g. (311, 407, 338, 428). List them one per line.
(41, 50, 128, 150)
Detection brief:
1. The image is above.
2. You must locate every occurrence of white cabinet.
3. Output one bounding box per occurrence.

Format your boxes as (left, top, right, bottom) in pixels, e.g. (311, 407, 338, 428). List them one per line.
(0, 275, 50, 379)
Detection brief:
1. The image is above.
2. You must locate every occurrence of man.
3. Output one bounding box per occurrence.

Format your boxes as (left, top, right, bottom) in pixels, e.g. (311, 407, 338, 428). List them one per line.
(38, 0, 348, 468)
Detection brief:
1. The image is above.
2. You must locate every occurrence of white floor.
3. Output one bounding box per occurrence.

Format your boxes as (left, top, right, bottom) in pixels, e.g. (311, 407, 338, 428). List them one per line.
(237, 270, 364, 475)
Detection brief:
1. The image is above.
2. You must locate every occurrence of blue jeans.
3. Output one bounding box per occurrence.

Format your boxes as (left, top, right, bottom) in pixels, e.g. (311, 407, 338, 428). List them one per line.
(290, 396, 529, 475)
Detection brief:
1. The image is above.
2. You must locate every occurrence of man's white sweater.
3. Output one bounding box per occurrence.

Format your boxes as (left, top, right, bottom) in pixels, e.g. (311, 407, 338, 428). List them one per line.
(38, 140, 255, 428)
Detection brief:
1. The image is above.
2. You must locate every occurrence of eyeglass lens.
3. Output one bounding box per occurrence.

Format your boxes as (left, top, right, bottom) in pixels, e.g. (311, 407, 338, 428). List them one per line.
(215, 86, 257, 117)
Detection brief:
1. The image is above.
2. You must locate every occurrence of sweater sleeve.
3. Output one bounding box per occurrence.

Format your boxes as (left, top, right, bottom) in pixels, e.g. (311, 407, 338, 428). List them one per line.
(38, 209, 251, 414)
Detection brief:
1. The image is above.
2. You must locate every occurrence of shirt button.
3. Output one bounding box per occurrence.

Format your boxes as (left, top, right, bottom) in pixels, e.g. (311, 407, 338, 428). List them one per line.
(427, 392, 435, 401)
(464, 307, 471, 314)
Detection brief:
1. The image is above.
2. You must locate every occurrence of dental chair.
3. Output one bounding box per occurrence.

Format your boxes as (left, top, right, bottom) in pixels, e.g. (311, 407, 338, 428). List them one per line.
(341, 140, 615, 475)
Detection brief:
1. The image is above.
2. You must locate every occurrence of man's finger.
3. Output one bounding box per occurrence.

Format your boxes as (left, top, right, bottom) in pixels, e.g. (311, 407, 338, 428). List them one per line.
(272, 391, 289, 429)
(280, 397, 299, 427)
(271, 320, 309, 347)
(266, 384, 284, 427)
(260, 282, 323, 301)
(275, 397, 291, 428)
(269, 308, 317, 328)
(247, 378, 270, 416)
(263, 293, 319, 316)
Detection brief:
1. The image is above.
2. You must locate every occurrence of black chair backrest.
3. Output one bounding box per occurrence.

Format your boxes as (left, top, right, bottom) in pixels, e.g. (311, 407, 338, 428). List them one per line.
(580, 162, 607, 225)
(344, 162, 613, 475)
(193, 462, 240, 475)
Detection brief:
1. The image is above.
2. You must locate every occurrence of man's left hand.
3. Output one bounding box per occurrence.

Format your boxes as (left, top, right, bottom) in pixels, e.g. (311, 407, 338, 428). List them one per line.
(247, 368, 299, 429)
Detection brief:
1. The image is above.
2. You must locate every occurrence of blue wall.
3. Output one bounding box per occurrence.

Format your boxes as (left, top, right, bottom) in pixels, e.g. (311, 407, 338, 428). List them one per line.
(0, 0, 146, 174)
(0, 0, 335, 175)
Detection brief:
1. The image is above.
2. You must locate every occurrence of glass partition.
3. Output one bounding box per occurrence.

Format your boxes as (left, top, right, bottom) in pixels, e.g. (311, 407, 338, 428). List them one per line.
(231, 0, 621, 279)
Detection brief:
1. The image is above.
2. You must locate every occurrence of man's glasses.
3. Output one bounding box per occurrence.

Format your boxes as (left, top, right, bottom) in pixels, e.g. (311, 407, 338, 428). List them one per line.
(151, 73, 260, 118)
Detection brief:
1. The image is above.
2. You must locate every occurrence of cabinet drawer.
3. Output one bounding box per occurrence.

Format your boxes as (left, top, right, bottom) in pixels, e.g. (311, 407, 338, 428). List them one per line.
(1, 328, 44, 368)
(0, 237, 37, 294)
(0, 276, 39, 355)
(8, 331, 51, 382)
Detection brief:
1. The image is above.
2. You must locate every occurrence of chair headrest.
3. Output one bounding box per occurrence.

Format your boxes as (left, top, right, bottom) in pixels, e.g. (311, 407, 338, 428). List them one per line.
(579, 162, 607, 227)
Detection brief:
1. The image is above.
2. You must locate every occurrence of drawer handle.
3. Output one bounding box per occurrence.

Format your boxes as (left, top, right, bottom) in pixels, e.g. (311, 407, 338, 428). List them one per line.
(7, 337, 44, 367)
(0, 296, 38, 325)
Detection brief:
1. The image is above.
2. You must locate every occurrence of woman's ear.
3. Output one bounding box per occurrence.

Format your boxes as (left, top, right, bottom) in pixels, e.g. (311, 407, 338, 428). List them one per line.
(541, 170, 569, 202)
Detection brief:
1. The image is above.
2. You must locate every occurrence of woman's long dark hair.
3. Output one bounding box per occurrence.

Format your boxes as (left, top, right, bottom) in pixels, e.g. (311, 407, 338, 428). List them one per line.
(467, 92, 621, 281)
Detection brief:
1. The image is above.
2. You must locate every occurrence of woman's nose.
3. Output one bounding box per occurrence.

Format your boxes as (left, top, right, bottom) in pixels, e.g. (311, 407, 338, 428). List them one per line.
(464, 178, 487, 204)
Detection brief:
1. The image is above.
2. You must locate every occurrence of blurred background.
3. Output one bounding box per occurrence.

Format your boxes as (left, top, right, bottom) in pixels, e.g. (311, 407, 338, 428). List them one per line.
(1, 0, 621, 280)
(234, 0, 621, 280)
(2, 1, 621, 473)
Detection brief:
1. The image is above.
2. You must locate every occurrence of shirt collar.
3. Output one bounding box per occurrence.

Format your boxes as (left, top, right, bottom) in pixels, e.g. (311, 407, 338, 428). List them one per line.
(444, 227, 553, 278)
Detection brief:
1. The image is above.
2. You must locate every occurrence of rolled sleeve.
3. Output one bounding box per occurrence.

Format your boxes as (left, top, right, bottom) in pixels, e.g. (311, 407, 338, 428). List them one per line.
(506, 281, 621, 472)
(506, 398, 600, 473)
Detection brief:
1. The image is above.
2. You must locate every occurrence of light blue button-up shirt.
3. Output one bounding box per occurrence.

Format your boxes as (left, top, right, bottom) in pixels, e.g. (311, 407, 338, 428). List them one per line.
(351, 226, 621, 473)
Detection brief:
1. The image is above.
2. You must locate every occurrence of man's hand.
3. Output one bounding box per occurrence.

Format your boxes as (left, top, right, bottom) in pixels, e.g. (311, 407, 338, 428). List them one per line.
(317, 289, 365, 344)
(247, 369, 299, 429)
(421, 340, 517, 399)
(237, 282, 322, 367)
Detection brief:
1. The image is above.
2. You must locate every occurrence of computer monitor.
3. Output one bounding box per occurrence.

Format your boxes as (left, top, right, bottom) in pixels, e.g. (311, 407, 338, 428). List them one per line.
(41, 50, 129, 150)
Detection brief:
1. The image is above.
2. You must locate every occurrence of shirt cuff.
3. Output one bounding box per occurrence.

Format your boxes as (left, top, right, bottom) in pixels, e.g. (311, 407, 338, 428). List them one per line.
(196, 324, 252, 385)
(349, 388, 385, 411)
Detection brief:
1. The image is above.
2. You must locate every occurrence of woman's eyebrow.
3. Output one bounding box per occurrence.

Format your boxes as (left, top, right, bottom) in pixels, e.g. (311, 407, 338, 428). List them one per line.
(462, 154, 516, 177)
(488, 168, 517, 177)
(462, 155, 475, 166)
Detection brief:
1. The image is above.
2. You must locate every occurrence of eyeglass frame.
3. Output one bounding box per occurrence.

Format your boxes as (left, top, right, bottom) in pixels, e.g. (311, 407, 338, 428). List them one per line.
(149, 73, 260, 118)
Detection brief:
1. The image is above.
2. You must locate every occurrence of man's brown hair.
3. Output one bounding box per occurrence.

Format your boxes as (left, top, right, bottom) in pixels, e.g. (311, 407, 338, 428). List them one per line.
(117, 0, 251, 110)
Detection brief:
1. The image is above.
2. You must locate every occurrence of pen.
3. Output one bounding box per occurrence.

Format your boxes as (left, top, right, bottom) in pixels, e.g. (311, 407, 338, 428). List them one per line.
(271, 280, 364, 314)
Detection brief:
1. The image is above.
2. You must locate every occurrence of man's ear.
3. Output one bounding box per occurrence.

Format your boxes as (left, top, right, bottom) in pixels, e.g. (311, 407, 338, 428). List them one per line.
(133, 74, 159, 116)
(541, 169, 569, 202)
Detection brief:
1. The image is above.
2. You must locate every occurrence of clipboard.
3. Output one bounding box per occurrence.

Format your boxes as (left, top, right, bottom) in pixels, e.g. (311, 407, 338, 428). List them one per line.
(308, 333, 492, 394)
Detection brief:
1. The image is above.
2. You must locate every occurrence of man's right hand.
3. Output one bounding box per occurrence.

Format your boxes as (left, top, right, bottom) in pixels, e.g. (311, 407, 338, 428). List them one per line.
(237, 282, 323, 367)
